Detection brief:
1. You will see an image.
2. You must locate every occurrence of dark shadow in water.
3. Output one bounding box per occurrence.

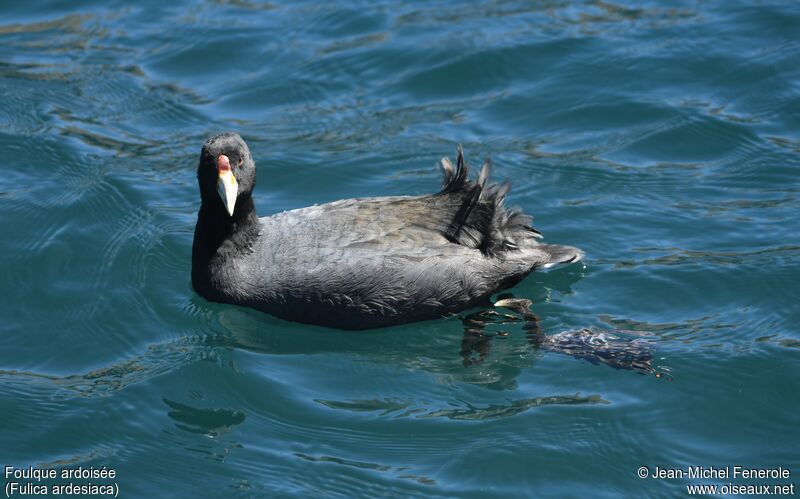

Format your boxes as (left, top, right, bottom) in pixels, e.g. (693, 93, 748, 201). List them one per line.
(462, 293, 669, 378)
(314, 393, 610, 421)
(163, 397, 245, 437)
(418, 393, 610, 420)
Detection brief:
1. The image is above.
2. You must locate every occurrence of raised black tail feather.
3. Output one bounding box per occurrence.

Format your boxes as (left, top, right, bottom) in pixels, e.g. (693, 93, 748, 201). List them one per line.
(436, 146, 538, 256)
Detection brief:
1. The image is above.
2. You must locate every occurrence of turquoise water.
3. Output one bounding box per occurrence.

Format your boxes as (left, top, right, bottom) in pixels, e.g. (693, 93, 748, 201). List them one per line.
(2, 0, 799, 496)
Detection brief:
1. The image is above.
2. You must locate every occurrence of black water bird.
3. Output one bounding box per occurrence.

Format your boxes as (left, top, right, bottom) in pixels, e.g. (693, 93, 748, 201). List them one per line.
(191, 132, 583, 330)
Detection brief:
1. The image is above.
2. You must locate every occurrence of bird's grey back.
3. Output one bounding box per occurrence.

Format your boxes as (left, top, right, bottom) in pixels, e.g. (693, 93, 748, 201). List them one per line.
(228, 195, 545, 329)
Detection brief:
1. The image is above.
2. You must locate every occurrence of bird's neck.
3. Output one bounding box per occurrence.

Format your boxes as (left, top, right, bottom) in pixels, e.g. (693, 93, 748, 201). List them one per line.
(192, 195, 259, 289)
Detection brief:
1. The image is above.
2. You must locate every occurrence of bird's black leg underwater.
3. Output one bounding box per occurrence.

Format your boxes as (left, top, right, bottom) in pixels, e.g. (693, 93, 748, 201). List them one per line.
(459, 293, 541, 367)
(459, 294, 665, 377)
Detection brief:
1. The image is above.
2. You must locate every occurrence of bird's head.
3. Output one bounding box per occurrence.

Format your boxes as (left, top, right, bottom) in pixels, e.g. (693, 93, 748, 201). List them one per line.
(197, 132, 256, 217)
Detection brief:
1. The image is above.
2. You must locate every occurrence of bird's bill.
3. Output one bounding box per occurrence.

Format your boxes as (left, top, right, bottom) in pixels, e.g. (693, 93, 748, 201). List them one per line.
(216, 155, 238, 216)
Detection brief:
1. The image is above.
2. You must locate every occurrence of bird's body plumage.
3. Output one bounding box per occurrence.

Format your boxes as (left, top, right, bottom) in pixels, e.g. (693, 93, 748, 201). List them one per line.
(192, 133, 582, 330)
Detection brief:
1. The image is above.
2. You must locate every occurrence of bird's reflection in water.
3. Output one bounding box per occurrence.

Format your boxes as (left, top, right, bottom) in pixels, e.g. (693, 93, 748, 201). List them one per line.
(461, 294, 670, 378)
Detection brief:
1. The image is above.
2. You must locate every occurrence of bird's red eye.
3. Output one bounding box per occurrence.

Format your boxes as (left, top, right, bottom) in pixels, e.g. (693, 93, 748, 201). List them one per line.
(237, 157, 244, 167)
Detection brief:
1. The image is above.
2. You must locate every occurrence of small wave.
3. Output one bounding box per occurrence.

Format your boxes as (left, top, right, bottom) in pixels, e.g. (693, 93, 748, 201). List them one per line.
(316, 393, 608, 421)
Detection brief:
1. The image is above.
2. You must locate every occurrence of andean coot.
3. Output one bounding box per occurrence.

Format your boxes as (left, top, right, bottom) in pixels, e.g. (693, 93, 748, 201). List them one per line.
(191, 133, 583, 330)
